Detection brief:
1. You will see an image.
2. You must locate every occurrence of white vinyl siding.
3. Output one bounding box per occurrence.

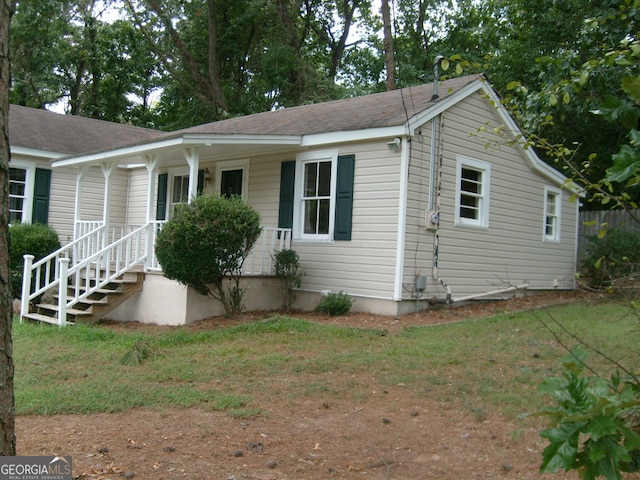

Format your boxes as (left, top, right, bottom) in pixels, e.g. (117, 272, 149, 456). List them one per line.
(236, 143, 401, 302)
(124, 167, 151, 226)
(403, 90, 578, 301)
(47, 166, 77, 244)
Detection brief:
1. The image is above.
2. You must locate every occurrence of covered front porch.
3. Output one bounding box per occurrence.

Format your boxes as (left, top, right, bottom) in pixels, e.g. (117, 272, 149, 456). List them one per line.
(21, 133, 303, 326)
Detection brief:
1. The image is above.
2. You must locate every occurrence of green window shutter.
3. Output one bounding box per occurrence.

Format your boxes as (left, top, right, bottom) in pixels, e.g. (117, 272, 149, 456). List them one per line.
(334, 154, 355, 241)
(156, 173, 168, 220)
(278, 161, 296, 229)
(197, 169, 205, 196)
(32, 168, 51, 224)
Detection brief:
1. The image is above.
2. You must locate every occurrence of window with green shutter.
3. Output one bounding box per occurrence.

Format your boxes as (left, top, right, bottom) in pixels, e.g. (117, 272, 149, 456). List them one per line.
(286, 152, 355, 241)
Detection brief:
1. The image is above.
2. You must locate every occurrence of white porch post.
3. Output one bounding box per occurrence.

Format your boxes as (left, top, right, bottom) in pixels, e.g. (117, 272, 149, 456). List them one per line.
(74, 165, 88, 240)
(101, 162, 115, 249)
(184, 147, 200, 202)
(144, 154, 159, 270)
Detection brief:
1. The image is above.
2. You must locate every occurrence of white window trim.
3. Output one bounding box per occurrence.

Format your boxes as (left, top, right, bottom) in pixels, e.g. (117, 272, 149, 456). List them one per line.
(293, 149, 338, 242)
(543, 185, 562, 242)
(167, 166, 189, 218)
(215, 159, 250, 200)
(9, 159, 36, 224)
(454, 155, 490, 228)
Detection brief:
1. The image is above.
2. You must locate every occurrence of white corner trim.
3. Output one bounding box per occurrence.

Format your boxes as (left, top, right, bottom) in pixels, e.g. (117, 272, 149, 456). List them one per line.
(393, 137, 410, 300)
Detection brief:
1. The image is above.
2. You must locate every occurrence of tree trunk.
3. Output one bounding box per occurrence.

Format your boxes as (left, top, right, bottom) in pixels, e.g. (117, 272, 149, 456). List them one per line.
(0, 0, 16, 456)
(274, 0, 306, 104)
(381, 0, 396, 90)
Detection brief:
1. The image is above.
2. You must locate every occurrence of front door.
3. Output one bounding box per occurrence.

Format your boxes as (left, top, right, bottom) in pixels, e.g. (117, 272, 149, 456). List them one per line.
(220, 169, 243, 198)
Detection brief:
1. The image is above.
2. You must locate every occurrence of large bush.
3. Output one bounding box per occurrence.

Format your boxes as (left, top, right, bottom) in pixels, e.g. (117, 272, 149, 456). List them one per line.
(9, 223, 61, 299)
(581, 229, 640, 288)
(155, 195, 261, 317)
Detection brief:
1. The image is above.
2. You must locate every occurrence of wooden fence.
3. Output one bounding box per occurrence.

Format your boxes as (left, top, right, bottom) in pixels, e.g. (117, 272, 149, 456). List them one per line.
(577, 209, 640, 261)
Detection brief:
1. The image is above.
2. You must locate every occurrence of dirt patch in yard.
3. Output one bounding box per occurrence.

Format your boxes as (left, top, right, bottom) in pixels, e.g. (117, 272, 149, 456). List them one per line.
(16, 290, 601, 480)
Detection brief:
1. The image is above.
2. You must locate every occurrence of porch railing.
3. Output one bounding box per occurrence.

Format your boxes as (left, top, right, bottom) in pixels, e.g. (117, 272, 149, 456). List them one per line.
(146, 222, 291, 275)
(21, 221, 292, 326)
(21, 223, 107, 319)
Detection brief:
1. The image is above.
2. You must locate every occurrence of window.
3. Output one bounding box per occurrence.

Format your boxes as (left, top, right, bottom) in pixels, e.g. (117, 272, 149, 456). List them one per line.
(303, 160, 332, 235)
(156, 169, 205, 220)
(455, 156, 490, 228)
(216, 159, 249, 199)
(288, 150, 354, 241)
(9, 167, 28, 223)
(8, 160, 39, 224)
(171, 173, 190, 213)
(543, 186, 561, 241)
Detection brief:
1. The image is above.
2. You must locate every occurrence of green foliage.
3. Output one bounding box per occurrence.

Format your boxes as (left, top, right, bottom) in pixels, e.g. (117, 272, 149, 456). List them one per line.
(155, 195, 261, 317)
(273, 249, 303, 311)
(314, 291, 354, 316)
(9, 223, 60, 298)
(536, 349, 640, 479)
(119, 340, 153, 366)
(581, 229, 640, 288)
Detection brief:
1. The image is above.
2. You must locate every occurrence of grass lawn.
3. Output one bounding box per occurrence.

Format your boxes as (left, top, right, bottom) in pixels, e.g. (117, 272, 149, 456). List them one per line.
(12, 300, 638, 419)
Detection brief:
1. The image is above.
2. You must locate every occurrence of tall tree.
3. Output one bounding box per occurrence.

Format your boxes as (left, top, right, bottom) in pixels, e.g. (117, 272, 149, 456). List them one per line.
(0, 0, 15, 456)
(380, 0, 395, 90)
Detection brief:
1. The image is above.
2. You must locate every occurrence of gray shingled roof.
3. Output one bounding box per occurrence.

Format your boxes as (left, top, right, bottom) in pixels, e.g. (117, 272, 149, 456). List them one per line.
(12, 74, 483, 159)
(9, 105, 162, 155)
(175, 74, 482, 137)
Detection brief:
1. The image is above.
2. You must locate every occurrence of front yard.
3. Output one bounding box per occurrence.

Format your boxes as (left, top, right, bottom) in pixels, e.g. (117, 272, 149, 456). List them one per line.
(13, 290, 637, 479)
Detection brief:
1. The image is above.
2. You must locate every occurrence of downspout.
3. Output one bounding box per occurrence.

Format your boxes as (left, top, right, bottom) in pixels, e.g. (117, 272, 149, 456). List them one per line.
(393, 136, 411, 301)
(429, 55, 452, 303)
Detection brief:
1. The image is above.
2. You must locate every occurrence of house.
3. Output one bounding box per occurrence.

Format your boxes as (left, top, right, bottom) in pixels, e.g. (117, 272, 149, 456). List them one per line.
(9, 104, 162, 243)
(16, 74, 580, 326)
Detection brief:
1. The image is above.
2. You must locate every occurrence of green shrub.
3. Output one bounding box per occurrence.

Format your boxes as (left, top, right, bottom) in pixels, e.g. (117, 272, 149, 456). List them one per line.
(155, 195, 261, 317)
(314, 291, 354, 316)
(273, 249, 303, 311)
(9, 223, 61, 298)
(536, 348, 640, 479)
(581, 228, 640, 288)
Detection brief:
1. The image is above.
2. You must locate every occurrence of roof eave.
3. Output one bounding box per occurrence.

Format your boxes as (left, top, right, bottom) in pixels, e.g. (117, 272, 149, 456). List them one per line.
(301, 126, 407, 147)
(11, 146, 68, 161)
(52, 133, 303, 168)
(478, 83, 585, 195)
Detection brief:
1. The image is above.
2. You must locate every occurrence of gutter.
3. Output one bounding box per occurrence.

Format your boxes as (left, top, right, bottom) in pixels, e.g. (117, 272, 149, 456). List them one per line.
(393, 136, 411, 300)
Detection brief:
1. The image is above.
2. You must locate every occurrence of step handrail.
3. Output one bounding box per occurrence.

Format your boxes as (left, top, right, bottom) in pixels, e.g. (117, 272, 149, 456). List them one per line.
(20, 224, 106, 319)
(58, 223, 149, 325)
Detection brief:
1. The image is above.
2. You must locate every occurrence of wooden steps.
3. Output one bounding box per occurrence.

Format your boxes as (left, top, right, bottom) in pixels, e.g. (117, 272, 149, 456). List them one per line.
(22, 271, 144, 326)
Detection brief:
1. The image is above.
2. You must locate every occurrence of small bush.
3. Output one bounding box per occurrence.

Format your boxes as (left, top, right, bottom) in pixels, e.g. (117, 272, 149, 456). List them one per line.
(581, 228, 640, 287)
(9, 223, 61, 298)
(155, 195, 261, 317)
(273, 249, 303, 311)
(314, 291, 354, 316)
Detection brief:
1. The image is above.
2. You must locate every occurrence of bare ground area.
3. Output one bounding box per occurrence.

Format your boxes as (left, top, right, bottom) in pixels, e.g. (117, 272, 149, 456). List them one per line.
(16, 291, 610, 479)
